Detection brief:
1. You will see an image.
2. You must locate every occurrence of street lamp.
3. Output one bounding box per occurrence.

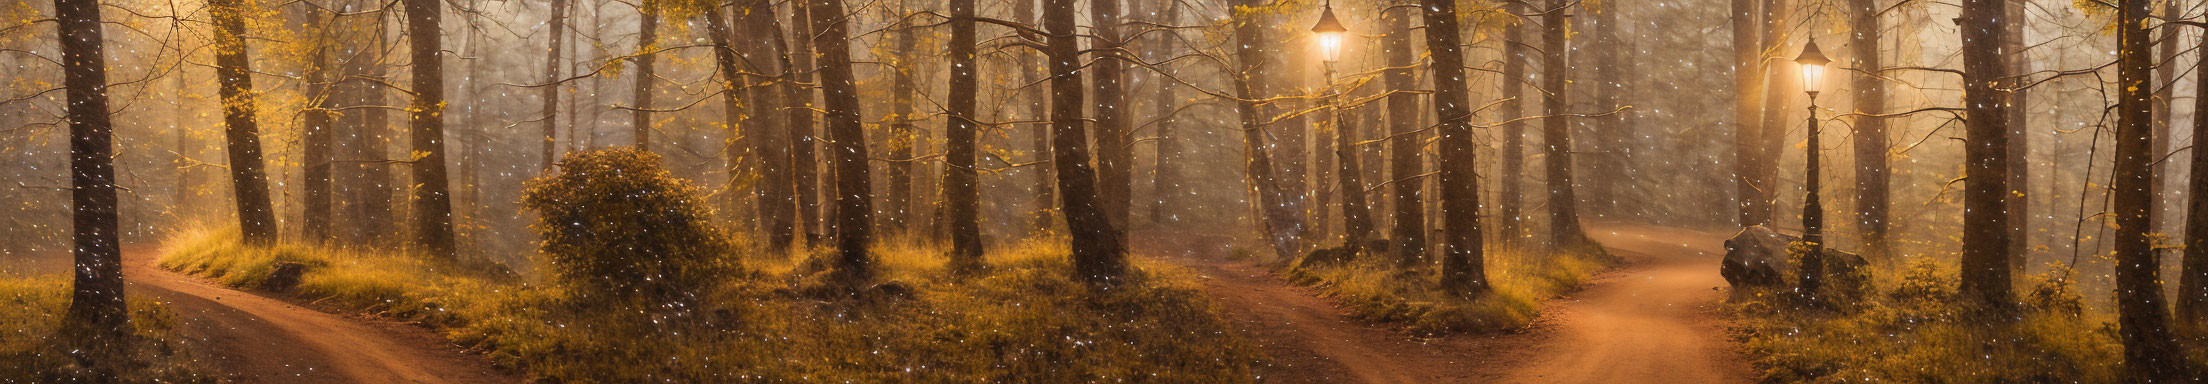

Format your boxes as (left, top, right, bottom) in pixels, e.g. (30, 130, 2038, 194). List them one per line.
(1311, 1, 1373, 252)
(1311, 1, 1348, 63)
(1795, 38, 1831, 302)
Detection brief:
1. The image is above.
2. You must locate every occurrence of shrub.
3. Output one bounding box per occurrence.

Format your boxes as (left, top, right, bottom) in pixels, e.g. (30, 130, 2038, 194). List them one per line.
(521, 147, 736, 308)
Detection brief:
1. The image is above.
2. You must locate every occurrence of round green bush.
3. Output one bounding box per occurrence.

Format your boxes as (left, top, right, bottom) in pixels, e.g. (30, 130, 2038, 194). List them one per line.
(522, 147, 735, 307)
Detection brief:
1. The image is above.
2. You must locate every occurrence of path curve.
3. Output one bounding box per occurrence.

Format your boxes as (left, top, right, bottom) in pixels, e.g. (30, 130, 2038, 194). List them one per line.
(1493, 223, 1756, 383)
(1141, 223, 1754, 384)
(123, 246, 518, 384)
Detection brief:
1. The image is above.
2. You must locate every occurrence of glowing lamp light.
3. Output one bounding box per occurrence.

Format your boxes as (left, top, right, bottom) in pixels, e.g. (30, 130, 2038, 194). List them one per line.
(1311, 3, 1348, 63)
(1795, 38, 1832, 97)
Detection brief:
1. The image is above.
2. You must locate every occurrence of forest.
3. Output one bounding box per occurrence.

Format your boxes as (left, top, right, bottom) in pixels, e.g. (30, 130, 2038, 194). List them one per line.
(4, 0, 2208, 381)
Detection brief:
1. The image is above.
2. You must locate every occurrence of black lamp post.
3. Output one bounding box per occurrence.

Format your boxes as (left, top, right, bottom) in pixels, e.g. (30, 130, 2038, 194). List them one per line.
(1796, 38, 1832, 300)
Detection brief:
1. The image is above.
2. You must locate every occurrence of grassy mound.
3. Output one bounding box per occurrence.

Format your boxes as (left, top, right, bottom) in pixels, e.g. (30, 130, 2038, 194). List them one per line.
(1728, 258, 2134, 382)
(1286, 245, 1616, 334)
(0, 276, 212, 381)
(158, 230, 1264, 382)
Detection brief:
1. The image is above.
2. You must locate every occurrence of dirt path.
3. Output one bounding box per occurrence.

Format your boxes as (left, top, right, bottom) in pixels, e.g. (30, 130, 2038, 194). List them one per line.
(1143, 223, 1754, 384)
(1493, 224, 1755, 383)
(121, 246, 518, 384)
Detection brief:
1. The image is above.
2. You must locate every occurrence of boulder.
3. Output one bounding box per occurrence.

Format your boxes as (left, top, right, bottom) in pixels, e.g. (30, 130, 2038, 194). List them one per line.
(261, 262, 309, 292)
(1721, 226, 1796, 288)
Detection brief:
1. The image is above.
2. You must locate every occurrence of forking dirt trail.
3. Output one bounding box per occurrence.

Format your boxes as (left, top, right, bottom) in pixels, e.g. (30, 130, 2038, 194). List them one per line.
(1143, 222, 1756, 383)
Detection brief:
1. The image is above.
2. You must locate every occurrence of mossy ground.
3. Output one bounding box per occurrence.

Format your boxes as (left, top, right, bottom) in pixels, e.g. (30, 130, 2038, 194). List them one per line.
(0, 276, 213, 382)
(1726, 257, 2151, 382)
(158, 230, 1265, 382)
(1285, 244, 1617, 334)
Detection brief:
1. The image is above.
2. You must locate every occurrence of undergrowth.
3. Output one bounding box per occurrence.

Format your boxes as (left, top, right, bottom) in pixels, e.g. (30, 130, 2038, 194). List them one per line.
(158, 230, 1264, 382)
(1728, 257, 2131, 382)
(0, 276, 213, 382)
(1286, 245, 1617, 334)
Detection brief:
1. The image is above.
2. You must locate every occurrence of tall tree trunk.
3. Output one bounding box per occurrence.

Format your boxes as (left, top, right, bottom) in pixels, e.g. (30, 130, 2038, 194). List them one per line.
(405, 0, 459, 259)
(1956, 0, 2014, 310)
(1383, 0, 1426, 266)
(887, 2, 918, 235)
(1849, 0, 1891, 260)
(1730, 0, 1766, 227)
(808, 0, 875, 283)
(943, 0, 982, 266)
(1422, 0, 1489, 295)
(1091, 0, 1133, 232)
(1752, 0, 1790, 227)
(2156, 1, 2180, 234)
(1587, 0, 1627, 216)
(212, 0, 279, 245)
(1498, 0, 1529, 248)
(631, 4, 658, 151)
(542, 0, 566, 172)
(362, 15, 396, 243)
(739, 0, 795, 251)
(1147, 0, 1181, 227)
(56, 0, 130, 345)
(2004, 0, 2032, 270)
(1228, 0, 1304, 262)
(782, 0, 822, 244)
(2182, 0, 2208, 328)
(1018, 0, 1055, 235)
(706, 3, 752, 235)
(2114, 0, 2185, 378)
(1542, 0, 1591, 249)
(1046, 0, 1127, 285)
(1327, 64, 1373, 253)
(304, 11, 337, 242)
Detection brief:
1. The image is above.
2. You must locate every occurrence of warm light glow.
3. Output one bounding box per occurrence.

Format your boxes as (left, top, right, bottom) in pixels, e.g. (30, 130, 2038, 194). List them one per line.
(1793, 38, 1832, 96)
(1800, 62, 1825, 96)
(1317, 32, 1344, 63)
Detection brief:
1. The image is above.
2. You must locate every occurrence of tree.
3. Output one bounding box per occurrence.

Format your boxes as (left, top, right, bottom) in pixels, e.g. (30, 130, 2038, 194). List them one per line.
(2183, 9, 2208, 328)
(2111, 0, 2184, 378)
(705, 0, 751, 232)
(1092, 0, 1133, 231)
(1382, 0, 1426, 265)
(1422, 0, 1490, 295)
(1585, 0, 1629, 216)
(887, 1, 918, 234)
(1955, 0, 2013, 310)
(1229, 0, 1306, 263)
(1541, 0, 1592, 249)
(943, 0, 983, 267)
(211, 0, 279, 246)
(405, 0, 460, 259)
(303, 10, 338, 242)
(1147, 0, 1183, 227)
(807, 0, 877, 283)
(631, 0, 659, 151)
(1046, 0, 1127, 285)
(1848, 0, 1891, 260)
(1498, 0, 1530, 247)
(55, 0, 131, 347)
(739, 0, 797, 251)
(1729, 0, 1767, 227)
(2002, 0, 2030, 269)
(541, 0, 567, 172)
(783, 0, 823, 244)
(1018, 0, 1056, 235)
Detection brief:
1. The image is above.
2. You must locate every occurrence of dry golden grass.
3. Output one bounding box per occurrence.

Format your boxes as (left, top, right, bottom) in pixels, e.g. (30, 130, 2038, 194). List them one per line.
(1728, 257, 2134, 382)
(158, 230, 1265, 382)
(1286, 245, 1616, 334)
(0, 276, 212, 381)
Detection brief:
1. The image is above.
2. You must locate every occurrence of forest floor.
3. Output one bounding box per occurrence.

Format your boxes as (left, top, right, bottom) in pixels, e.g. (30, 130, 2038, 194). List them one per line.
(1142, 223, 1756, 384)
(118, 246, 518, 384)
